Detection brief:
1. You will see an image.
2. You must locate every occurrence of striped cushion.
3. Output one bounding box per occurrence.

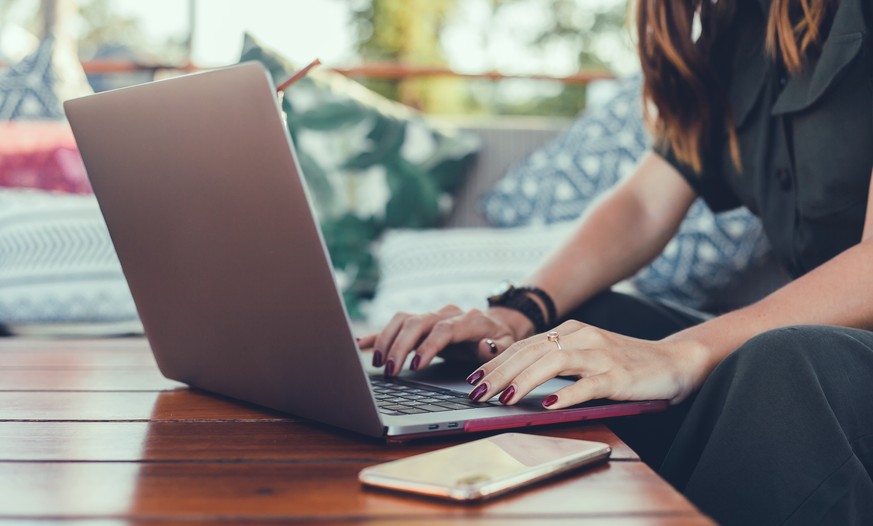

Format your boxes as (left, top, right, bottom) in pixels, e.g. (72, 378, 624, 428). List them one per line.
(0, 189, 140, 335)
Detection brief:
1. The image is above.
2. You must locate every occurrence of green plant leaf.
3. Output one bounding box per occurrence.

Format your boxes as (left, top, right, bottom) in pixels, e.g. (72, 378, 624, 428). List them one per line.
(290, 101, 370, 131)
(342, 117, 406, 170)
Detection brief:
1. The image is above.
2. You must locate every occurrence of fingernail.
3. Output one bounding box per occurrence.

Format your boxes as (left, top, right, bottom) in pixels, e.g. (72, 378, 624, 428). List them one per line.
(466, 369, 484, 385)
(384, 359, 395, 377)
(499, 384, 516, 405)
(410, 354, 421, 371)
(372, 349, 384, 367)
(469, 383, 488, 402)
(542, 394, 558, 408)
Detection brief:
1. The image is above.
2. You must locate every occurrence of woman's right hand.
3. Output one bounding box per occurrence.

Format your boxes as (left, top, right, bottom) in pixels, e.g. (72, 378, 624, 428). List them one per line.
(358, 305, 535, 377)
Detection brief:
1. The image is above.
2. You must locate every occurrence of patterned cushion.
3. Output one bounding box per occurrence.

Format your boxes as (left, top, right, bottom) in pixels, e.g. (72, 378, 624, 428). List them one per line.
(632, 204, 771, 308)
(0, 36, 93, 120)
(0, 189, 140, 335)
(240, 34, 480, 317)
(482, 77, 647, 226)
(480, 75, 771, 309)
(367, 223, 577, 328)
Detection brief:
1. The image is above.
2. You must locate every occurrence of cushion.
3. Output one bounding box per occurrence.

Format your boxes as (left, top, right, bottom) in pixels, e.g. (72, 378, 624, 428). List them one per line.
(0, 121, 91, 193)
(366, 222, 782, 330)
(480, 74, 772, 310)
(482, 77, 647, 227)
(367, 223, 577, 328)
(239, 34, 480, 317)
(0, 35, 93, 120)
(0, 189, 140, 336)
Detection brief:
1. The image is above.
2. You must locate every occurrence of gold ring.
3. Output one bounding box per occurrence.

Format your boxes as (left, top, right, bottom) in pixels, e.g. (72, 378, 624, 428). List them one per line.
(546, 331, 562, 350)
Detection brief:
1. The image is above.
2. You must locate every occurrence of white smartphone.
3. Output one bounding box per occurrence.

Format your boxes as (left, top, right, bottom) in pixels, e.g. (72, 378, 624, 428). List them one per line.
(359, 432, 611, 501)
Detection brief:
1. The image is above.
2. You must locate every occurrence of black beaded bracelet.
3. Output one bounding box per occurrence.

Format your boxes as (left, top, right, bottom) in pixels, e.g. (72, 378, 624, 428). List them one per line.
(519, 285, 557, 327)
(486, 282, 555, 333)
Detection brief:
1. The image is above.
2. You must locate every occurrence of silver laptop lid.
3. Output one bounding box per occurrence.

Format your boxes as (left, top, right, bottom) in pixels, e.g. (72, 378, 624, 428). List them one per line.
(65, 62, 383, 437)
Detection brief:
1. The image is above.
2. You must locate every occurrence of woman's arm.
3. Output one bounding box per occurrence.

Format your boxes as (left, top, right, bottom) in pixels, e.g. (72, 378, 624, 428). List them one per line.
(361, 151, 698, 375)
(526, 151, 697, 319)
(472, 168, 873, 408)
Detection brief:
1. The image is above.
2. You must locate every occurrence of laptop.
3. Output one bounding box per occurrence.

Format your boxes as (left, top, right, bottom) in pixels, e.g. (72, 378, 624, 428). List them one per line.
(64, 62, 667, 441)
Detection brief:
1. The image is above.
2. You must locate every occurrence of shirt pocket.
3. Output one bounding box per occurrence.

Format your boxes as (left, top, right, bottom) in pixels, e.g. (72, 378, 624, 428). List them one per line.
(772, 32, 872, 220)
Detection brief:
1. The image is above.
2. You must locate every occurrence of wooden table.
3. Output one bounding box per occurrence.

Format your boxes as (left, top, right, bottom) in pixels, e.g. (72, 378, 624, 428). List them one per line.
(0, 338, 713, 524)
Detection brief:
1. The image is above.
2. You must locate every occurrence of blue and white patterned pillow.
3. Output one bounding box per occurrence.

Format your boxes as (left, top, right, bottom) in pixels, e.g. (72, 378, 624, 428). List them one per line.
(483, 77, 647, 226)
(481, 75, 771, 310)
(0, 189, 141, 335)
(0, 36, 93, 120)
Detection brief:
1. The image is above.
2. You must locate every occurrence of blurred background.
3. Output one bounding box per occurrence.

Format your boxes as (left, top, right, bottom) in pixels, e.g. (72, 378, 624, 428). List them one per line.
(3, 0, 679, 333)
(0, 0, 637, 116)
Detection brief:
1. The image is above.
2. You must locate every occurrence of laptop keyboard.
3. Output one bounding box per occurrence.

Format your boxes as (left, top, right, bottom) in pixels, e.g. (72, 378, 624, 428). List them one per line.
(369, 377, 497, 416)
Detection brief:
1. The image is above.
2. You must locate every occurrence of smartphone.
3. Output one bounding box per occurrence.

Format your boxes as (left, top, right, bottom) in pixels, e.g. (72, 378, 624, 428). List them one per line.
(359, 432, 611, 501)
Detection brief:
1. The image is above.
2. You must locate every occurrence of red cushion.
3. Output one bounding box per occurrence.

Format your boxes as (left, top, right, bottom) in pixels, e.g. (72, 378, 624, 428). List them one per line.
(0, 121, 91, 194)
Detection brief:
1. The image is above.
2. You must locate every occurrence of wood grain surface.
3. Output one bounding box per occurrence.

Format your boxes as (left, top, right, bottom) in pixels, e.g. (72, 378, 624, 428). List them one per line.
(0, 338, 713, 524)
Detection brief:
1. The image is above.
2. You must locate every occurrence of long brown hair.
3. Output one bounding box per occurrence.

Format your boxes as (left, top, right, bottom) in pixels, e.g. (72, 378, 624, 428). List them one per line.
(636, 0, 837, 173)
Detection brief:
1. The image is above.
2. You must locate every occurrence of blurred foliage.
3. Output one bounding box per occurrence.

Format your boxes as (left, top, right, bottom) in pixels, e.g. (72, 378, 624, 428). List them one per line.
(0, 0, 189, 63)
(350, 0, 469, 114)
(77, 0, 190, 63)
(350, 0, 628, 117)
(76, 0, 144, 57)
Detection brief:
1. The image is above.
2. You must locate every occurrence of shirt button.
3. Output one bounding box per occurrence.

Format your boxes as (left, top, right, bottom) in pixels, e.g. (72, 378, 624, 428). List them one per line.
(776, 168, 792, 190)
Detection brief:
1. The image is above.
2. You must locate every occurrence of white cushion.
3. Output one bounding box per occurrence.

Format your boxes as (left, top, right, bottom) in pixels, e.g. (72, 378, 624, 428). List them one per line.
(366, 223, 577, 328)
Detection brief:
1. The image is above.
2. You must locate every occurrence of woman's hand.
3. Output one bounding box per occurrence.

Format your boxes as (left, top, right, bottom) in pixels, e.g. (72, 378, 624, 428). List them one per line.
(358, 305, 536, 377)
(466, 320, 711, 407)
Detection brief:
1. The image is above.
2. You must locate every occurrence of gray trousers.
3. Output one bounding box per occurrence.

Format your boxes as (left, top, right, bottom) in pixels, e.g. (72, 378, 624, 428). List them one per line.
(567, 291, 873, 525)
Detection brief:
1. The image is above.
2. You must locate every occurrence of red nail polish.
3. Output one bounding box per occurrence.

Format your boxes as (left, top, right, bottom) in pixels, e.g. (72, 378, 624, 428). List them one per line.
(410, 354, 421, 371)
(372, 349, 383, 367)
(466, 369, 484, 385)
(384, 359, 395, 377)
(499, 385, 516, 405)
(469, 383, 488, 402)
(542, 394, 558, 408)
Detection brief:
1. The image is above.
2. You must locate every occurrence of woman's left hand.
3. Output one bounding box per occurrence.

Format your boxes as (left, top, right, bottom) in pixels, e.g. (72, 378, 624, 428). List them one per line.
(467, 320, 711, 408)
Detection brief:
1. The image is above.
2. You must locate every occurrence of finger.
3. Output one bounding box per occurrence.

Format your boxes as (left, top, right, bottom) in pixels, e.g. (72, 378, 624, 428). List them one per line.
(414, 309, 503, 371)
(542, 372, 619, 410)
(480, 338, 499, 357)
(466, 335, 515, 386)
(357, 333, 377, 350)
(473, 322, 580, 384)
(384, 312, 443, 376)
(470, 337, 558, 403)
(372, 312, 412, 369)
(379, 305, 462, 376)
(471, 321, 594, 402)
(474, 334, 514, 362)
(498, 348, 611, 405)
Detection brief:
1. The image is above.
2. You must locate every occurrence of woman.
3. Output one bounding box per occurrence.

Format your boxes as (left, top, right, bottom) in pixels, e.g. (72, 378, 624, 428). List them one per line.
(361, 0, 873, 523)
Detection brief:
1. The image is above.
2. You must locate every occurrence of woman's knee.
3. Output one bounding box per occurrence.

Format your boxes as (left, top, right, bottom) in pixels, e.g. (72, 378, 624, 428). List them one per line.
(730, 325, 869, 367)
(726, 326, 817, 369)
(713, 325, 873, 395)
